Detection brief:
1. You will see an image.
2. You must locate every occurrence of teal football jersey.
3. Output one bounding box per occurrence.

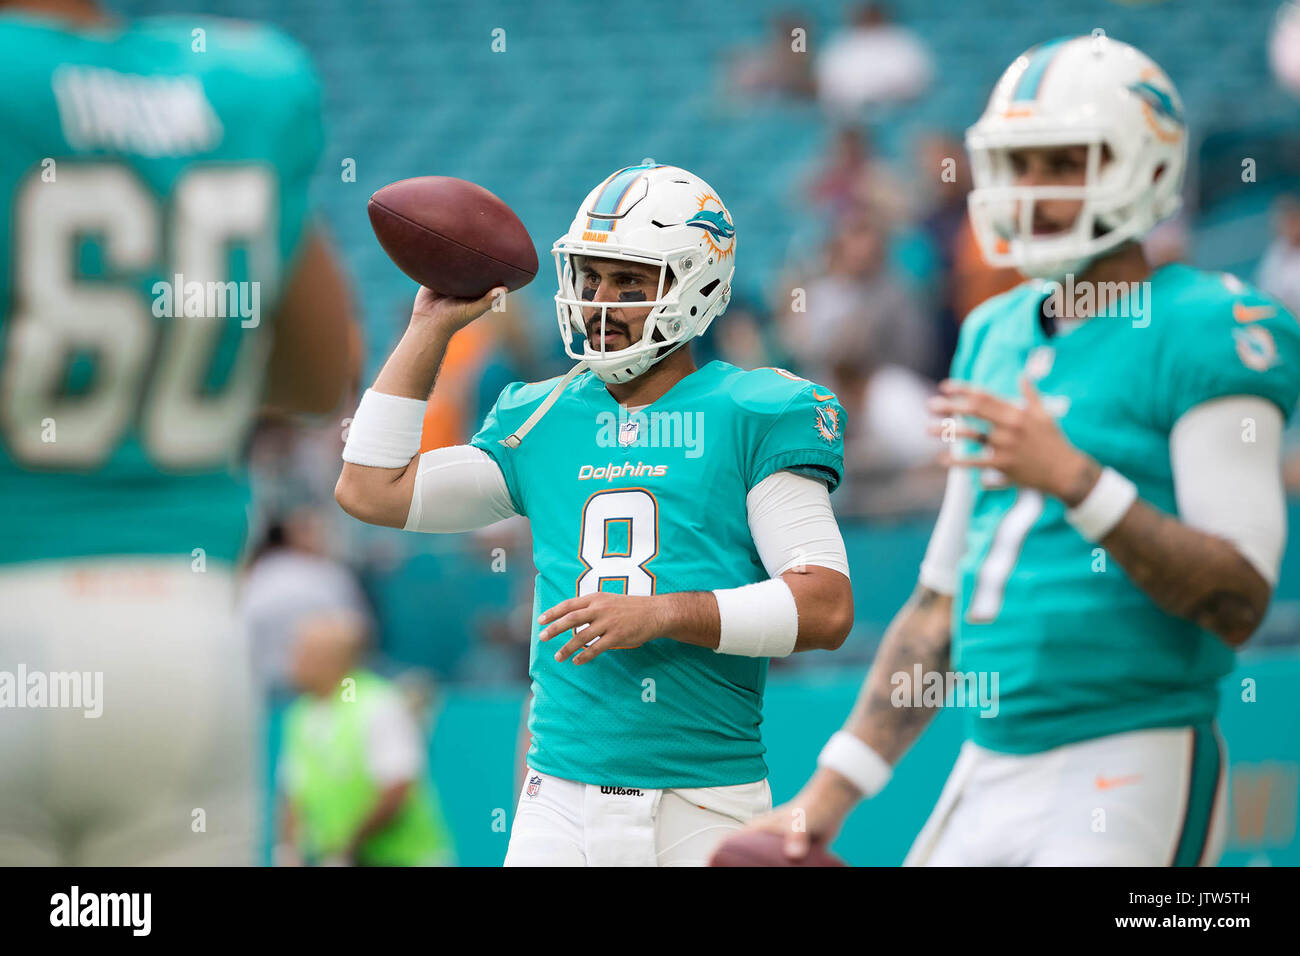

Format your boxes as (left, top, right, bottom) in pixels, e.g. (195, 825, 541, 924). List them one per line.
(0, 13, 323, 565)
(951, 263, 1300, 754)
(471, 361, 846, 788)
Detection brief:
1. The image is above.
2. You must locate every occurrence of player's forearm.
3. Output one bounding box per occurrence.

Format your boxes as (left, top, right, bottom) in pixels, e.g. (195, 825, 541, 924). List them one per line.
(841, 584, 952, 764)
(371, 319, 454, 400)
(657, 570, 852, 654)
(1096, 499, 1271, 647)
(335, 319, 455, 527)
(1053, 453, 1272, 647)
(335, 325, 448, 526)
(655, 592, 723, 649)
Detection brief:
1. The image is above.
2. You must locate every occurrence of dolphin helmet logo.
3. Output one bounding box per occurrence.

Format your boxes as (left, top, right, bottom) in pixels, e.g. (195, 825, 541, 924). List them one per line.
(1127, 79, 1182, 123)
(1128, 75, 1183, 143)
(687, 194, 735, 259)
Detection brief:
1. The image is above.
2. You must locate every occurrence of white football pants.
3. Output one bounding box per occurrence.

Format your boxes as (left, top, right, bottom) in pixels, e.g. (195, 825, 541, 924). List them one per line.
(906, 724, 1228, 866)
(504, 767, 771, 866)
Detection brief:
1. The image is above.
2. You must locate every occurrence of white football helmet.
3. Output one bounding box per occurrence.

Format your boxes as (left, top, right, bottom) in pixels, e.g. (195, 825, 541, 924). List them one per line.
(965, 33, 1187, 280)
(553, 162, 735, 384)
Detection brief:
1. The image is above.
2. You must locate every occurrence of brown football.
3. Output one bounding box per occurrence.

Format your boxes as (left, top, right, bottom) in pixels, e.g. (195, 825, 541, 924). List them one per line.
(367, 176, 538, 298)
(708, 830, 848, 867)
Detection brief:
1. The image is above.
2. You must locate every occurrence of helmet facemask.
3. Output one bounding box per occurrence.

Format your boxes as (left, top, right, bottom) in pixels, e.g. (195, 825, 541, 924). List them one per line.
(967, 133, 1172, 280)
(964, 36, 1187, 282)
(553, 243, 722, 384)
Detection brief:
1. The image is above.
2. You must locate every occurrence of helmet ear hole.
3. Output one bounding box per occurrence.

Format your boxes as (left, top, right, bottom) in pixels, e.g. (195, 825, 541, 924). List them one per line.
(1152, 162, 1166, 184)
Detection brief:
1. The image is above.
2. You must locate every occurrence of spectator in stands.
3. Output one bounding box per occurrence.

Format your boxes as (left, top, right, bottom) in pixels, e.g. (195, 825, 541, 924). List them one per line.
(709, 298, 776, 371)
(815, 3, 933, 117)
(277, 610, 454, 866)
(241, 508, 371, 701)
(913, 133, 973, 372)
(1255, 194, 1300, 493)
(780, 210, 933, 386)
(1257, 194, 1300, 316)
(726, 11, 815, 100)
(1271, 1, 1300, 97)
(806, 125, 910, 227)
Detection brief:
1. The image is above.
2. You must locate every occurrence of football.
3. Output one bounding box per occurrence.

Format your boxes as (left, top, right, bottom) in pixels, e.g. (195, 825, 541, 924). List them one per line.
(367, 176, 539, 298)
(708, 830, 848, 868)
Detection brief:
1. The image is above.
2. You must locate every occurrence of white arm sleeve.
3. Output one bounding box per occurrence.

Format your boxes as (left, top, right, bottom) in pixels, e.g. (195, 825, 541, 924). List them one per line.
(1170, 396, 1286, 586)
(403, 444, 519, 533)
(746, 470, 850, 579)
(918, 467, 973, 595)
(365, 695, 424, 786)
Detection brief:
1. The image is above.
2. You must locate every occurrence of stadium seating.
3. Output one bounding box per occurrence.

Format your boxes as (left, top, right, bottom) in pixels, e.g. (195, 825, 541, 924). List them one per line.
(114, 0, 1300, 677)
(117, 0, 1296, 368)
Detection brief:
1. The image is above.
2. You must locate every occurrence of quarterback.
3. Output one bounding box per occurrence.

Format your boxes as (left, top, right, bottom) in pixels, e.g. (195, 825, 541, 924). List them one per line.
(745, 35, 1300, 865)
(0, 0, 355, 864)
(336, 163, 854, 866)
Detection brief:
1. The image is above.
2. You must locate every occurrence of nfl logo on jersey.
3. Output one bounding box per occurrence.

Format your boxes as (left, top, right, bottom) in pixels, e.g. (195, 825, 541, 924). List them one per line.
(526, 774, 542, 798)
(618, 418, 640, 446)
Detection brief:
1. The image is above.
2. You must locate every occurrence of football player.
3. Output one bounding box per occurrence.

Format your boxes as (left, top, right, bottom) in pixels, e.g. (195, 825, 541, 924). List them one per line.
(742, 34, 1300, 865)
(0, 0, 356, 864)
(335, 162, 855, 866)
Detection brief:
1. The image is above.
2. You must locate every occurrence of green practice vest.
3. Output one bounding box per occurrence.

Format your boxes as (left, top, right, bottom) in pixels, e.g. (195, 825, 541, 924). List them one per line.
(283, 671, 449, 866)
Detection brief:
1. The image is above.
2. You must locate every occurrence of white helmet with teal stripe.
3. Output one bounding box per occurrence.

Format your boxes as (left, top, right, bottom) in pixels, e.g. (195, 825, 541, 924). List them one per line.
(966, 32, 1187, 280)
(552, 162, 735, 384)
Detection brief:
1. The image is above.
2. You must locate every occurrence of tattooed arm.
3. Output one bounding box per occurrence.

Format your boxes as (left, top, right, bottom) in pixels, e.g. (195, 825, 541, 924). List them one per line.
(739, 583, 952, 856)
(1079, 471, 1270, 647)
(932, 381, 1284, 649)
(843, 584, 953, 763)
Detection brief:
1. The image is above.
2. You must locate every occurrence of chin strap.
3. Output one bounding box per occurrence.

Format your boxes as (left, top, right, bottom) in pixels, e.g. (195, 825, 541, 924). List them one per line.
(500, 361, 589, 449)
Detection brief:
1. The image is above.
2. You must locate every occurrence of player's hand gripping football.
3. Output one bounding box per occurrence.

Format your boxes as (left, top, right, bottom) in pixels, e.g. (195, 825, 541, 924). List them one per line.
(928, 376, 1099, 505)
(538, 593, 670, 665)
(408, 285, 506, 338)
(742, 770, 860, 860)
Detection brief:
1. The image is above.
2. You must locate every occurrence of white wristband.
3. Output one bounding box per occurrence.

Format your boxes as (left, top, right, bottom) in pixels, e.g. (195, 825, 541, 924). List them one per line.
(818, 731, 892, 798)
(342, 389, 428, 468)
(1065, 466, 1137, 542)
(712, 578, 799, 658)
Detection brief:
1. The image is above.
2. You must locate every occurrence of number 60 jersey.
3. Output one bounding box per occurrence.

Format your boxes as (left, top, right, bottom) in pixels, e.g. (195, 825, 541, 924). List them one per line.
(472, 361, 846, 789)
(0, 15, 322, 566)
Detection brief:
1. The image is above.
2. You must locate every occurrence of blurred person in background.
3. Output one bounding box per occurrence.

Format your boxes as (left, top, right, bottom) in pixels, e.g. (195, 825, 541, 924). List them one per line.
(1255, 194, 1300, 491)
(914, 133, 977, 372)
(806, 125, 910, 228)
(1256, 194, 1300, 317)
(241, 508, 372, 702)
(778, 212, 941, 511)
(779, 210, 934, 387)
(725, 11, 816, 101)
(909, 133, 1025, 328)
(278, 611, 453, 866)
(0, 0, 356, 864)
(1270, 1, 1300, 97)
(702, 298, 777, 372)
(815, 3, 933, 117)
(747, 34, 1296, 867)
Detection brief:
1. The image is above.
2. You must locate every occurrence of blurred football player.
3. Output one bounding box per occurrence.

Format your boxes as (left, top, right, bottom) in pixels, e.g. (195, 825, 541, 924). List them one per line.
(743, 34, 1300, 865)
(336, 163, 855, 866)
(0, 0, 355, 864)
